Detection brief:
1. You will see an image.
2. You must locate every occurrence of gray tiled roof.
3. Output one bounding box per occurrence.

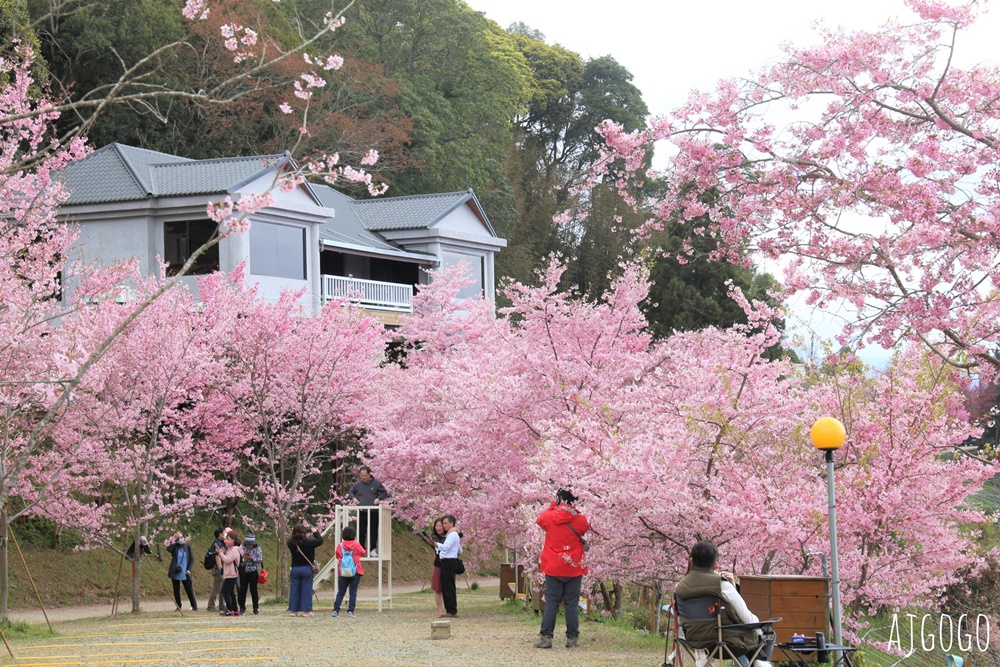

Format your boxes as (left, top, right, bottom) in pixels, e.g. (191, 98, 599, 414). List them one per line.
(353, 191, 474, 231)
(58, 143, 281, 205)
(57, 144, 187, 204)
(149, 155, 283, 196)
(312, 184, 436, 259)
(114, 145, 191, 193)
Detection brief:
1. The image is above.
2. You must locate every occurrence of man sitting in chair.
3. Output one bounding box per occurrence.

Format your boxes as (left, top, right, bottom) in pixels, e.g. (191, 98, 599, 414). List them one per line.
(675, 540, 774, 667)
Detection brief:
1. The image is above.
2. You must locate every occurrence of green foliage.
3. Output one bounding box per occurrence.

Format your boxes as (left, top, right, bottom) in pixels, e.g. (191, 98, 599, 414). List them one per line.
(29, 0, 187, 143)
(499, 26, 649, 290)
(9, 516, 83, 551)
(336, 0, 524, 200)
(0, 619, 53, 637)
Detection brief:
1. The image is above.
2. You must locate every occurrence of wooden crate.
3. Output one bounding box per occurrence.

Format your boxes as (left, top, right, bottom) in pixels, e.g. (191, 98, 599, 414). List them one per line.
(739, 575, 829, 646)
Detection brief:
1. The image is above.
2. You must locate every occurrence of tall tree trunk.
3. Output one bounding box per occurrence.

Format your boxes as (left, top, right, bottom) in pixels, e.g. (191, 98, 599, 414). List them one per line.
(223, 497, 238, 527)
(599, 581, 612, 613)
(131, 523, 142, 612)
(276, 520, 288, 599)
(612, 581, 624, 619)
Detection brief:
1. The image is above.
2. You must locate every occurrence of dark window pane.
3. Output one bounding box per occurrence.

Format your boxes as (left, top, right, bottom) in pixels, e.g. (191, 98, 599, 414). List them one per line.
(164, 221, 218, 276)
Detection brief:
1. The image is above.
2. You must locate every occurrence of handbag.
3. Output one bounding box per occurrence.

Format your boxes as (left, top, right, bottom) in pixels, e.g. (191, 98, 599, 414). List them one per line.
(257, 569, 269, 584)
(455, 559, 466, 575)
(296, 544, 320, 574)
(568, 525, 590, 553)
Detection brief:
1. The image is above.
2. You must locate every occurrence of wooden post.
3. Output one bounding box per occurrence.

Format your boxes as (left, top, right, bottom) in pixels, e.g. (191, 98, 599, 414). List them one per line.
(111, 549, 126, 615)
(144, 555, 181, 615)
(0, 623, 13, 658)
(8, 527, 52, 633)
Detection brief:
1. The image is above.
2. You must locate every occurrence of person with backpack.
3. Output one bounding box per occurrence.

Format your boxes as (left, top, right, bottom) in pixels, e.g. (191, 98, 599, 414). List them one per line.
(204, 527, 230, 613)
(534, 488, 589, 649)
(331, 526, 366, 618)
(217, 532, 243, 616)
(238, 533, 264, 615)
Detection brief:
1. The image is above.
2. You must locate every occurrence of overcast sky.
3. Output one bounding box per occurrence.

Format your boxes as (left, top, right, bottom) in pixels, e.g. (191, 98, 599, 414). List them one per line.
(464, 0, 1000, 365)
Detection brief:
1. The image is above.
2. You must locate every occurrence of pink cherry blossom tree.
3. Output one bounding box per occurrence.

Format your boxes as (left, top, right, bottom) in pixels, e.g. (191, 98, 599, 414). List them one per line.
(48, 269, 243, 612)
(366, 259, 997, 623)
(200, 273, 387, 596)
(592, 0, 1000, 376)
(0, 0, 382, 616)
(0, 44, 94, 621)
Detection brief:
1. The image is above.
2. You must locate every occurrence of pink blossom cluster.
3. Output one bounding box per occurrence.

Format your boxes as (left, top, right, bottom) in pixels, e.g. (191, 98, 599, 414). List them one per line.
(590, 0, 1000, 377)
(181, 0, 208, 20)
(219, 23, 258, 63)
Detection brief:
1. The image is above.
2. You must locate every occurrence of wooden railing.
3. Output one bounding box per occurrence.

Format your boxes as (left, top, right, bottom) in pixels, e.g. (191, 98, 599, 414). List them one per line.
(321, 274, 413, 312)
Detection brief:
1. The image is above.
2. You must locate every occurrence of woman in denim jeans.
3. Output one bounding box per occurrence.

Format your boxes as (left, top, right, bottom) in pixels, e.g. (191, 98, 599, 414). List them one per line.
(286, 524, 323, 616)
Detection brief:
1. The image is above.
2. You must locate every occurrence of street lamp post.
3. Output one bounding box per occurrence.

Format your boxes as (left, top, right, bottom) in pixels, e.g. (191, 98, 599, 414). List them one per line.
(810, 417, 846, 649)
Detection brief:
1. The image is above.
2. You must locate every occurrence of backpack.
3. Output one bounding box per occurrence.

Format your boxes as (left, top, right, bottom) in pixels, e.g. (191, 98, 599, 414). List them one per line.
(339, 543, 357, 577)
(203, 545, 217, 571)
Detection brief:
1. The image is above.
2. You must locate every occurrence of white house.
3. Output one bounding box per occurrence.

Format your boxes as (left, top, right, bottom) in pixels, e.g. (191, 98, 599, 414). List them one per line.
(56, 143, 507, 323)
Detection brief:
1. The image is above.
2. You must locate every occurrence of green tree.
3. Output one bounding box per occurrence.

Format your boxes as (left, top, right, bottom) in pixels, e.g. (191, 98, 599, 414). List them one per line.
(500, 26, 648, 288)
(332, 0, 527, 217)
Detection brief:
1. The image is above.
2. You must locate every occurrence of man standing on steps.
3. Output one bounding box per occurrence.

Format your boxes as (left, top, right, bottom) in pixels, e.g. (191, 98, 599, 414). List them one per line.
(534, 488, 589, 649)
(347, 465, 388, 557)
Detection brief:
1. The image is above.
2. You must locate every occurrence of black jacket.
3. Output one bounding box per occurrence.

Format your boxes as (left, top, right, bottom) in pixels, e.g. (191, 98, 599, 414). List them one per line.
(166, 541, 194, 579)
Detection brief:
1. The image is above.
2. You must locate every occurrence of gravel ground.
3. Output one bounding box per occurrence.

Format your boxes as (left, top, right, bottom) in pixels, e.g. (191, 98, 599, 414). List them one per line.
(4, 585, 664, 666)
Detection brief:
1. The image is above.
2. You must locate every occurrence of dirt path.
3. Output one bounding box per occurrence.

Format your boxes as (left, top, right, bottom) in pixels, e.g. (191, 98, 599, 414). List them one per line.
(3, 582, 664, 666)
(8, 578, 499, 625)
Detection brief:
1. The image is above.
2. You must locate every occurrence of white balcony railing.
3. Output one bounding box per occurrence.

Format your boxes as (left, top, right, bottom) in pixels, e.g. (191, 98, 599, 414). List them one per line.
(321, 274, 413, 312)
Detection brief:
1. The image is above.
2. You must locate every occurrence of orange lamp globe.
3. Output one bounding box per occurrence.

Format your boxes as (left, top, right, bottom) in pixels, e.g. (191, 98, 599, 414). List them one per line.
(810, 417, 846, 451)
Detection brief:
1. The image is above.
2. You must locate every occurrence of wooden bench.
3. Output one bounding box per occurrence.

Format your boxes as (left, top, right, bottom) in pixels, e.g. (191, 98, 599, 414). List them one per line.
(740, 575, 830, 662)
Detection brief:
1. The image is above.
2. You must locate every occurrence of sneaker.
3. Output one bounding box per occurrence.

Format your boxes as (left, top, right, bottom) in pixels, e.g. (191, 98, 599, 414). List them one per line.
(331, 611, 338, 617)
(347, 611, 355, 618)
(302, 612, 314, 617)
(289, 612, 300, 617)
(253, 610, 259, 615)
(534, 636, 553, 649)
(566, 638, 580, 648)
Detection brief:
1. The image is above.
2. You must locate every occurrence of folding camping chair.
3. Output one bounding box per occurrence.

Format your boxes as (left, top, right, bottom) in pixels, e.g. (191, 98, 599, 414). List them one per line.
(672, 595, 780, 667)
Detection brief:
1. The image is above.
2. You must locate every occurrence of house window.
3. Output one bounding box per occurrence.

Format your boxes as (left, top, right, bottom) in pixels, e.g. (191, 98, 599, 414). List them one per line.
(250, 221, 306, 280)
(441, 251, 484, 300)
(164, 220, 219, 276)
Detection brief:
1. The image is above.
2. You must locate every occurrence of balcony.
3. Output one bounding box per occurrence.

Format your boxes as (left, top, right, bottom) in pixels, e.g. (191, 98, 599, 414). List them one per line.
(321, 274, 413, 312)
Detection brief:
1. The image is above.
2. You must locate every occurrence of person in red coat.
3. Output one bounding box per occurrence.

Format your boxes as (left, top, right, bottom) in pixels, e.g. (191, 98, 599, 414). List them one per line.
(534, 488, 589, 649)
